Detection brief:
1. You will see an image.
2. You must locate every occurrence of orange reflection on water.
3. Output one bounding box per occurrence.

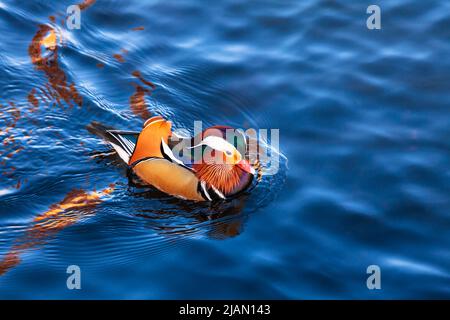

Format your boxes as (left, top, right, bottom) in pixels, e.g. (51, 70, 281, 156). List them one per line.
(129, 71, 156, 120)
(27, 89, 39, 112)
(28, 23, 82, 108)
(0, 102, 20, 135)
(129, 83, 152, 120)
(78, 0, 96, 11)
(113, 53, 125, 63)
(0, 184, 115, 276)
(132, 70, 156, 89)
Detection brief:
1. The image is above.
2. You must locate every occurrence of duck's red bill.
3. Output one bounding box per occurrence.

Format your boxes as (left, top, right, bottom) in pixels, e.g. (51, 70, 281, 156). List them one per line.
(237, 160, 256, 175)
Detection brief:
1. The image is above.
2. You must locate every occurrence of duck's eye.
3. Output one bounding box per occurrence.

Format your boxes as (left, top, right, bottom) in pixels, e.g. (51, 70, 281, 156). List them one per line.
(225, 151, 232, 156)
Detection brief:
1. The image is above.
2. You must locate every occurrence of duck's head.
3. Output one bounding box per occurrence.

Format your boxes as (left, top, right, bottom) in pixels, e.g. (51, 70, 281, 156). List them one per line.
(191, 126, 255, 197)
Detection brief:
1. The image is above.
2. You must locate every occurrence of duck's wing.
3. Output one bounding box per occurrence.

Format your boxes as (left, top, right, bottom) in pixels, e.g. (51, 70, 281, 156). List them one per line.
(88, 119, 190, 167)
(87, 121, 139, 164)
(105, 130, 140, 164)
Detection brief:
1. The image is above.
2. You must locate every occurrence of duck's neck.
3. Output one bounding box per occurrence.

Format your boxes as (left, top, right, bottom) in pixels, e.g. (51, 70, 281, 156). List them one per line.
(193, 163, 241, 195)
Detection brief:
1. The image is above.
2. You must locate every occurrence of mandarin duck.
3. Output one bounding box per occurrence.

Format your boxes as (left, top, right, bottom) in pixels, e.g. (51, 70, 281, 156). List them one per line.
(88, 116, 259, 201)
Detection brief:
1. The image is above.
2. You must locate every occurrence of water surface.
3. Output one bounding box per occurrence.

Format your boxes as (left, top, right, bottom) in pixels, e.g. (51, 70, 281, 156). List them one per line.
(0, 0, 450, 299)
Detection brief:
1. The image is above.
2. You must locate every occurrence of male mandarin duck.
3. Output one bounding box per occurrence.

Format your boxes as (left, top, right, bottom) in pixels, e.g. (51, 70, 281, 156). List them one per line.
(88, 116, 259, 201)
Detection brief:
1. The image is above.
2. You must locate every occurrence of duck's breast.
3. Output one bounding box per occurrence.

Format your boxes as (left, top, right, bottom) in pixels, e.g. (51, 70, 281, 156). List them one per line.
(133, 158, 204, 201)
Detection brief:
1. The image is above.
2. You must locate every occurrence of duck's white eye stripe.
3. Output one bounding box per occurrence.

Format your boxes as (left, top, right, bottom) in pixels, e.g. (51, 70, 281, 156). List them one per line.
(190, 136, 236, 154)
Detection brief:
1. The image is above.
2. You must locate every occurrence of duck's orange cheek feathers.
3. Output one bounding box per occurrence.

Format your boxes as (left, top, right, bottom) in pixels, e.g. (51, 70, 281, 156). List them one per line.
(192, 163, 241, 195)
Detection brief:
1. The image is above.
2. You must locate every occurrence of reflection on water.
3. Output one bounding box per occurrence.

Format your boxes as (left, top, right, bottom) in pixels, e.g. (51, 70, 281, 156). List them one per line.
(77, 0, 96, 11)
(113, 52, 126, 63)
(129, 70, 156, 120)
(134, 192, 248, 240)
(28, 23, 82, 108)
(0, 185, 115, 275)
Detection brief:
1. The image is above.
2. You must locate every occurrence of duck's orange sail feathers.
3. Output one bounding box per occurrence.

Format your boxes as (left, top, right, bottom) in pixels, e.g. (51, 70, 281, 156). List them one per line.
(128, 116, 172, 164)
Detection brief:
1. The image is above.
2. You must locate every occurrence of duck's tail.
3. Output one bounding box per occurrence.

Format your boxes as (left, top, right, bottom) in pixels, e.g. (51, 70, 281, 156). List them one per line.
(86, 121, 139, 164)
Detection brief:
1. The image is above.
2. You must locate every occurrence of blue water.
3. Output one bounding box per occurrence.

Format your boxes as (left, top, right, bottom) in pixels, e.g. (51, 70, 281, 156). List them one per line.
(1, 0, 450, 299)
